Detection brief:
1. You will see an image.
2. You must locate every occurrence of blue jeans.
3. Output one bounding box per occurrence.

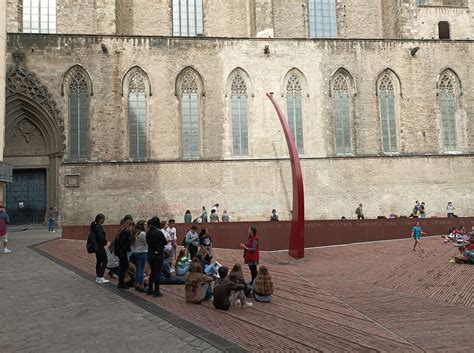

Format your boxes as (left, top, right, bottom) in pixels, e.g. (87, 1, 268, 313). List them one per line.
(204, 264, 217, 276)
(135, 252, 147, 286)
(48, 218, 55, 232)
(176, 264, 189, 277)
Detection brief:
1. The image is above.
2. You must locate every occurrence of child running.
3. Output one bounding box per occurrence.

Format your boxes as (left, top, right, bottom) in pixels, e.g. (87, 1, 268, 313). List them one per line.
(412, 221, 427, 252)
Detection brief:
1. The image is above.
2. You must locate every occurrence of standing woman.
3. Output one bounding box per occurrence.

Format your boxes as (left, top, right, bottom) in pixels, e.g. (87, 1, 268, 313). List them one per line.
(240, 226, 259, 285)
(184, 210, 192, 224)
(146, 216, 168, 297)
(115, 219, 134, 289)
(132, 220, 148, 292)
(91, 214, 109, 284)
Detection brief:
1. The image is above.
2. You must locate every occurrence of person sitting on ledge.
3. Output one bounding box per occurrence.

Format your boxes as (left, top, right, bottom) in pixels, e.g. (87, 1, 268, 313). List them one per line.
(252, 266, 274, 303)
(160, 249, 185, 285)
(185, 261, 213, 304)
(106, 240, 119, 279)
(213, 266, 252, 310)
(175, 249, 191, 277)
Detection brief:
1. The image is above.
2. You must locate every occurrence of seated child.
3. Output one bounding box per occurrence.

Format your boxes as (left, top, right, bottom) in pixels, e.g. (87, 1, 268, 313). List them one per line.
(105, 241, 120, 279)
(175, 249, 191, 276)
(229, 263, 252, 298)
(160, 249, 185, 285)
(252, 266, 274, 303)
(198, 246, 218, 277)
(213, 266, 252, 310)
(185, 261, 213, 304)
(124, 262, 136, 288)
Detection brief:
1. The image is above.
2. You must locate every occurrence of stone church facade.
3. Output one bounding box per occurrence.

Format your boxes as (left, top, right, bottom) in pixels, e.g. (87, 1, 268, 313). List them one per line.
(3, 0, 473, 224)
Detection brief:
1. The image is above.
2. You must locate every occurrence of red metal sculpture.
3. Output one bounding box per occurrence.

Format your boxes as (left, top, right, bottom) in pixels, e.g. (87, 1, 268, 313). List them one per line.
(266, 93, 305, 259)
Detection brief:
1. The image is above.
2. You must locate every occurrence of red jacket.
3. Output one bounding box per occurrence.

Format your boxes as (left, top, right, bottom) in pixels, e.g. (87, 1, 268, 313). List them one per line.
(243, 235, 259, 262)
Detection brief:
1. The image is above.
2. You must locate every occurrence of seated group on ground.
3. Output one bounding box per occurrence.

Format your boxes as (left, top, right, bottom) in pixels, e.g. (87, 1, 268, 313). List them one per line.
(91, 213, 274, 308)
(442, 225, 474, 264)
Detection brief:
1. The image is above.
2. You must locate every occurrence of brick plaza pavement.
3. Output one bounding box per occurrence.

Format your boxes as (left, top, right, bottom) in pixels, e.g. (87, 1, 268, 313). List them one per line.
(0, 227, 233, 353)
(34, 230, 474, 352)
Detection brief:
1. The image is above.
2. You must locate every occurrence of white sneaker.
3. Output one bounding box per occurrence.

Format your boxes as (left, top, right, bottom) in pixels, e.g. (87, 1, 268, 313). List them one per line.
(242, 302, 253, 309)
(3, 248, 11, 254)
(97, 278, 110, 284)
(95, 277, 99, 283)
(233, 299, 241, 306)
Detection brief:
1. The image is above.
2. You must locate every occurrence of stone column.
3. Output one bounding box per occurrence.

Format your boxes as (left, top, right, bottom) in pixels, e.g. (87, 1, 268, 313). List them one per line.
(0, 1, 7, 204)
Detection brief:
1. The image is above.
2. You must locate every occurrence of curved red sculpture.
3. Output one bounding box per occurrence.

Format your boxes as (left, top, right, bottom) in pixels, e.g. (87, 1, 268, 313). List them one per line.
(266, 93, 305, 259)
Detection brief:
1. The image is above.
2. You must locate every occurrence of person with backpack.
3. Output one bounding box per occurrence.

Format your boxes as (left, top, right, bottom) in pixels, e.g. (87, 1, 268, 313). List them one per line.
(419, 202, 426, 218)
(115, 219, 134, 289)
(146, 216, 168, 297)
(90, 214, 109, 284)
(355, 204, 364, 220)
(0, 206, 11, 254)
(270, 209, 279, 221)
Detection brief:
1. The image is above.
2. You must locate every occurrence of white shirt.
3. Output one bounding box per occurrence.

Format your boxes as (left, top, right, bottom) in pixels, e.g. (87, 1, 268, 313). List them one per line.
(162, 227, 172, 251)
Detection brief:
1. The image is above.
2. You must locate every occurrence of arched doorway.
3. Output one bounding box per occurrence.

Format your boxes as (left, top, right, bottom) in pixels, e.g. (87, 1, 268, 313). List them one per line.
(4, 65, 63, 224)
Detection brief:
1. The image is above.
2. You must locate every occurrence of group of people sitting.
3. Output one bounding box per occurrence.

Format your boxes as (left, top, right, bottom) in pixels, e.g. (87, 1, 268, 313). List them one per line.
(442, 225, 474, 264)
(90, 213, 274, 309)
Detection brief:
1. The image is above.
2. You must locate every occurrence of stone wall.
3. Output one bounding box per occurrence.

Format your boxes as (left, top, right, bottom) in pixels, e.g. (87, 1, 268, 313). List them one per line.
(337, 0, 383, 39)
(57, 155, 473, 224)
(6, 0, 474, 40)
(5, 34, 473, 224)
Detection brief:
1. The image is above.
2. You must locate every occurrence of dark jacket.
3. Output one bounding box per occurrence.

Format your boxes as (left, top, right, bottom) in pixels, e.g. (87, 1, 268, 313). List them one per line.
(115, 229, 132, 257)
(146, 227, 167, 259)
(91, 223, 107, 249)
(213, 277, 245, 311)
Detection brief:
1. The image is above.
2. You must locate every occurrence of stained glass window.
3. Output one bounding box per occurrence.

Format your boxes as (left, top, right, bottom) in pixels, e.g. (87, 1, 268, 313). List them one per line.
(23, 0, 57, 33)
(286, 74, 304, 153)
(231, 74, 249, 156)
(332, 73, 352, 155)
(181, 72, 200, 158)
(129, 72, 147, 160)
(69, 71, 88, 160)
(378, 74, 398, 153)
(439, 71, 458, 151)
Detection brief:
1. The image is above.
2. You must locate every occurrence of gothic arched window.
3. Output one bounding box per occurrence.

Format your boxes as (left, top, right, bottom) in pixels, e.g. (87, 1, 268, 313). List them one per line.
(308, 0, 337, 38)
(438, 70, 459, 152)
(231, 74, 249, 156)
(23, 0, 57, 33)
(180, 72, 200, 158)
(69, 71, 89, 160)
(332, 72, 352, 155)
(172, 0, 203, 36)
(128, 72, 147, 160)
(286, 74, 304, 153)
(378, 74, 398, 153)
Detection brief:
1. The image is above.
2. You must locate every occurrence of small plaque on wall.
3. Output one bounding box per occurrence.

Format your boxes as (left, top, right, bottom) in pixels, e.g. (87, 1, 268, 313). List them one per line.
(65, 174, 80, 187)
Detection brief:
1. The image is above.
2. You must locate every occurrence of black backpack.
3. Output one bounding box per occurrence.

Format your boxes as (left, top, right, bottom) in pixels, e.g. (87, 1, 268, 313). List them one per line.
(86, 232, 96, 254)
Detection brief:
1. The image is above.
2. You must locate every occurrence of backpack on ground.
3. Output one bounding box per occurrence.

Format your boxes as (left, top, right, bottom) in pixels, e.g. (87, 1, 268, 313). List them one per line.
(86, 232, 96, 254)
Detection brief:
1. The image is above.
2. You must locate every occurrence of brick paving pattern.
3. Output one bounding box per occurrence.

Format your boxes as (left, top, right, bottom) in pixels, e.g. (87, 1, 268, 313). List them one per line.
(35, 233, 474, 352)
(0, 229, 223, 353)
